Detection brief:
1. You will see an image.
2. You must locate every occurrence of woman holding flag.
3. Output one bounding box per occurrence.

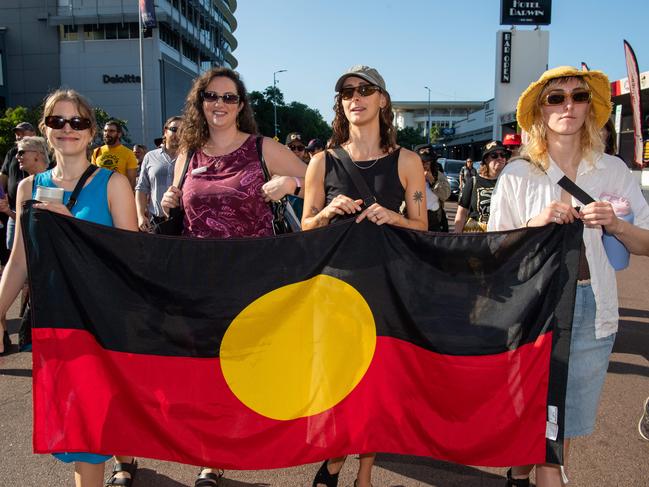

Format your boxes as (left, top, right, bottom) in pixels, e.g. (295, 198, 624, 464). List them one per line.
(302, 65, 426, 487)
(489, 66, 649, 486)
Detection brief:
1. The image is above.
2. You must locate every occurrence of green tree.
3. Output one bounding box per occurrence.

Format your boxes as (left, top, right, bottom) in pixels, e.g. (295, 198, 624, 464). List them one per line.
(250, 87, 331, 143)
(429, 125, 441, 144)
(396, 126, 427, 150)
(0, 106, 42, 159)
(93, 108, 131, 146)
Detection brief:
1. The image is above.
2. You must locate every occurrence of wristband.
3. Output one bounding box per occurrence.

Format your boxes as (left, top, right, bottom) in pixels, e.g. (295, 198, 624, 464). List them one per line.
(293, 177, 301, 196)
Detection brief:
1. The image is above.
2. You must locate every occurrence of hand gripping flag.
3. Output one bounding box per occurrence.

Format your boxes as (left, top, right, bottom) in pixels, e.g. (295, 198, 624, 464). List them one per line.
(22, 203, 582, 468)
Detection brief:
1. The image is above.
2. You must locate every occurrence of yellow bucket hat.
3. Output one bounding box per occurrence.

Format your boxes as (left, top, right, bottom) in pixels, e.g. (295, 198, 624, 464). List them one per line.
(516, 66, 612, 133)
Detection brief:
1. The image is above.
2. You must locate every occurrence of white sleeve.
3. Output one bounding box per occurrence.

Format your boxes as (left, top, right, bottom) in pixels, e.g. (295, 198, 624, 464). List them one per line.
(488, 172, 523, 231)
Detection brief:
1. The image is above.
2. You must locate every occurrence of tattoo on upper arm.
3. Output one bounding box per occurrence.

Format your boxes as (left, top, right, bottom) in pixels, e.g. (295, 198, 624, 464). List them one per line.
(413, 190, 423, 216)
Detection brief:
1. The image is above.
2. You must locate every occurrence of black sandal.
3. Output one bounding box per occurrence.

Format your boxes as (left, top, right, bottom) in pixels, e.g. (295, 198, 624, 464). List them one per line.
(312, 460, 339, 487)
(1, 330, 11, 356)
(505, 468, 530, 487)
(195, 468, 224, 487)
(105, 458, 138, 487)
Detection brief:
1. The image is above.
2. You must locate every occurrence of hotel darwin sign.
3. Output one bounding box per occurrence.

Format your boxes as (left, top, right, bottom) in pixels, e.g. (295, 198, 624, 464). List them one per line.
(500, 0, 551, 25)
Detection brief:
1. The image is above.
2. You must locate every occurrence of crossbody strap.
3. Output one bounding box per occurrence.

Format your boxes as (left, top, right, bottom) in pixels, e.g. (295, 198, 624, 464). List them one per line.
(256, 136, 271, 182)
(331, 146, 376, 208)
(176, 149, 195, 190)
(556, 176, 596, 206)
(65, 165, 98, 211)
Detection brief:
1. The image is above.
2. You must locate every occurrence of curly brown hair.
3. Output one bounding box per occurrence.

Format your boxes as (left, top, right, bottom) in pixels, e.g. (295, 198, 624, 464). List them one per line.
(328, 88, 397, 153)
(180, 67, 257, 152)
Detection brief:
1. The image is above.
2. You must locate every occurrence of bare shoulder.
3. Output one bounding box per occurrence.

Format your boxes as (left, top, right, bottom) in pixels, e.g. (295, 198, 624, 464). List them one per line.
(107, 170, 133, 194)
(397, 147, 423, 169)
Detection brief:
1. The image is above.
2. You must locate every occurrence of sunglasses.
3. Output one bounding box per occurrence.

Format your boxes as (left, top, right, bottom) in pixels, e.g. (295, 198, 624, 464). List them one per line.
(45, 115, 92, 131)
(17, 149, 38, 157)
(289, 145, 305, 152)
(200, 91, 240, 104)
(486, 151, 508, 160)
(542, 90, 591, 106)
(166, 126, 179, 132)
(339, 84, 381, 100)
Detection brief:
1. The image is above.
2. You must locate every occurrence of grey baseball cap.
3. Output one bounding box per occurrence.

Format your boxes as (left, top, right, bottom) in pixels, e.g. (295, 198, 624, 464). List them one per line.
(14, 121, 35, 132)
(334, 65, 386, 92)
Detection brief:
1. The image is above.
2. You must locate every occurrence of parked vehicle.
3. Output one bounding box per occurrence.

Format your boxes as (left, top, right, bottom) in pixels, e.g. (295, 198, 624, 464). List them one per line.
(438, 158, 480, 200)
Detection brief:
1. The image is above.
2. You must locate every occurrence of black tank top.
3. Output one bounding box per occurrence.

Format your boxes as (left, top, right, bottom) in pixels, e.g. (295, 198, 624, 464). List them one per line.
(324, 149, 405, 221)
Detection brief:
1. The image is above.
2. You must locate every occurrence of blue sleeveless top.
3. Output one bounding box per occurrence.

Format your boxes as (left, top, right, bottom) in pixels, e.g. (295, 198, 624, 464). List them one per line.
(32, 168, 113, 226)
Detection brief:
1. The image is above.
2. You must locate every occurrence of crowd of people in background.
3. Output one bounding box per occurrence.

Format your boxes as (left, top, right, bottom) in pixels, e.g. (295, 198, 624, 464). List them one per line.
(0, 63, 648, 487)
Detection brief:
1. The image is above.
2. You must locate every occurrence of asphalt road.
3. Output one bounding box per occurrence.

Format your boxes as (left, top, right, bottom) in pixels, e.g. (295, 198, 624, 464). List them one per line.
(1, 213, 648, 486)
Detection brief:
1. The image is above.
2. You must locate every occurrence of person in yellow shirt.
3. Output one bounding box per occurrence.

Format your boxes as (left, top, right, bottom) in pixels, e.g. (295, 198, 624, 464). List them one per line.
(91, 120, 138, 188)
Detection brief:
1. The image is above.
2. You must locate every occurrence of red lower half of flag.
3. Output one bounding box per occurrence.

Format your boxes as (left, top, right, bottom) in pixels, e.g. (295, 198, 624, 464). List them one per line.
(33, 328, 551, 468)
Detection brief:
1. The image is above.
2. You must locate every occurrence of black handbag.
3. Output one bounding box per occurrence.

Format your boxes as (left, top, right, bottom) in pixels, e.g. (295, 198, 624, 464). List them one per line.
(153, 150, 194, 235)
(256, 136, 300, 234)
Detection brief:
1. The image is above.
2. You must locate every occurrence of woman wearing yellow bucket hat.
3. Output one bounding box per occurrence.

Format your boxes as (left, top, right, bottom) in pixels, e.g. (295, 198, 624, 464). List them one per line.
(489, 66, 649, 486)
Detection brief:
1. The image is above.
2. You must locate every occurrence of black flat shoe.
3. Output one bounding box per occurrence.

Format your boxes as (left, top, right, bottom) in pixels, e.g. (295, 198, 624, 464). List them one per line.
(312, 460, 339, 487)
(505, 468, 530, 487)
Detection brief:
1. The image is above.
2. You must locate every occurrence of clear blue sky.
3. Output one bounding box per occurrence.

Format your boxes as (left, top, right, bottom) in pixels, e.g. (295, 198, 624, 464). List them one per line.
(233, 0, 648, 124)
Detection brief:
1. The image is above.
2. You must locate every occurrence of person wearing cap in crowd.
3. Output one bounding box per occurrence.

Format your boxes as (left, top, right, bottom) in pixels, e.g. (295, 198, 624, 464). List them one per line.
(453, 140, 510, 232)
(303, 64, 426, 487)
(415, 143, 451, 231)
(286, 132, 310, 163)
(91, 120, 139, 189)
(503, 133, 522, 157)
(1, 122, 37, 252)
(488, 66, 649, 487)
(306, 138, 325, 160)
(458, 158, 477, 193)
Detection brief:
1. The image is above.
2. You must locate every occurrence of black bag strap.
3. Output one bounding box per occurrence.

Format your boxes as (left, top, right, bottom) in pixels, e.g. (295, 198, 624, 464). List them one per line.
(331, 146, 376, 208)
(176, 149, 195, 190)
(65, 165, 98, 210)
(256, 136, 271, 182)
(556, 176, 596, 206)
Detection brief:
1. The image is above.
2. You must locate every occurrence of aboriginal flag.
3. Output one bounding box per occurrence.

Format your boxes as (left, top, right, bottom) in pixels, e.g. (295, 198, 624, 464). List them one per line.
(23, 203, 581, 468)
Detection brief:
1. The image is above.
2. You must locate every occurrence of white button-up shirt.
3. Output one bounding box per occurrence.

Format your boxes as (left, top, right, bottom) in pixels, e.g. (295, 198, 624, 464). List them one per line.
(488, 153, 649, 338)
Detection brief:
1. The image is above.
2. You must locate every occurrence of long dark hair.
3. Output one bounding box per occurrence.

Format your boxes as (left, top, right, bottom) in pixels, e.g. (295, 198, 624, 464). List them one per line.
(180, 67, 257, 152)
(328, 89, 397, 153)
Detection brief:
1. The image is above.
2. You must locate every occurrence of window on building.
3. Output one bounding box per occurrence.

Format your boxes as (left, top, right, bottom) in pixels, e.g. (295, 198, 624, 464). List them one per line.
(160, 23, 181, 51)
(104, 23, 117, 40)
(117, 23, 130, 39)
(59, 25, 79, 41)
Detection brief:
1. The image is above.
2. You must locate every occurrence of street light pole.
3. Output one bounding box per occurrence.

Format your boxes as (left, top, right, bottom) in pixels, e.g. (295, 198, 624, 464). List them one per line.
(424, 86, 432, 144)
(273, 69, 287, 139)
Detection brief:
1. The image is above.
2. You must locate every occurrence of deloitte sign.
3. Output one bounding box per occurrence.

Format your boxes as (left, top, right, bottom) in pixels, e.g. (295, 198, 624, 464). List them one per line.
(102, 74, 141, 84)
(500, 0, 551, 25)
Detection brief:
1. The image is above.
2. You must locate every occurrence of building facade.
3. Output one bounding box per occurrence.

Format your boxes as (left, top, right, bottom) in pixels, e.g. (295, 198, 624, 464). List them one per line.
(0, 0, 237, 146)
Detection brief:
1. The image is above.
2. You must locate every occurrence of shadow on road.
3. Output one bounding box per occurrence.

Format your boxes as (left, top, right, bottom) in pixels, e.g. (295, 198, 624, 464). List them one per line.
(135, 468, 187, 487)
(612, 310, 649, 362)
(375, 453, 506, 486)
(0, 368, 32, 378)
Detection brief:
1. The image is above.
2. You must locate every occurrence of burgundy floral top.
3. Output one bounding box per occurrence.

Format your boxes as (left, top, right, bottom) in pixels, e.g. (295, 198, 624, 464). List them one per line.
(181, 135, 274, 238)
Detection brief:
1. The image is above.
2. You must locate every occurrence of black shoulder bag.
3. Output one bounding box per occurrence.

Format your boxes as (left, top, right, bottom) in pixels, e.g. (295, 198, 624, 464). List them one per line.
(256, 136, 300, 234)
(153, 150, 195, 235)
(331, 146, 377, 208)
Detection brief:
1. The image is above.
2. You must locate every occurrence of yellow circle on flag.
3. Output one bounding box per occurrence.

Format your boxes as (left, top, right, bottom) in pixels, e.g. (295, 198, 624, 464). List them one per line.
(220, 274, 376, 421)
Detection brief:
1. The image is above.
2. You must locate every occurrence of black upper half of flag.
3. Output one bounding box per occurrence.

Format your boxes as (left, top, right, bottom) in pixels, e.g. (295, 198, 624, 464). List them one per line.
(22, 203, 583, 358)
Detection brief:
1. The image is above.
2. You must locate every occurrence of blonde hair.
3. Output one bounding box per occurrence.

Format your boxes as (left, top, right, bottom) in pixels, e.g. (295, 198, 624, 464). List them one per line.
(17, 136, 50, 167)
(521, 77, 605, 171)
(39, 89, 97, 140)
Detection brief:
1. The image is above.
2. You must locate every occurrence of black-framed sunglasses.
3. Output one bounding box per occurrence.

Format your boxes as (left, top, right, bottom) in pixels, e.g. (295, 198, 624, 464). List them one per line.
(542, 89, 591, 106)
(17, 149, 38, 157)
(289, 145, 305, 152)
(486, 151, 508, 160)
(200, 91, 240, 104)
(166, 126, 179, 133)
(44, 115, 92, 131)
(339, 84, 381, 100)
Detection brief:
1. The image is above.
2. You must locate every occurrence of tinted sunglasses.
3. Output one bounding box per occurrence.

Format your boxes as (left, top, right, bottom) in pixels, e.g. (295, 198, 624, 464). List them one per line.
(45, 115, 92, 131)
(200, 91, 240, 104)
(289, 145, 305, 152)
(339, 84, 381, 100)
(542, 89, 591, 106)
(166, 126, 179, 132)
(486, 151, 508, 160)
(17, 149, 38, 157)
